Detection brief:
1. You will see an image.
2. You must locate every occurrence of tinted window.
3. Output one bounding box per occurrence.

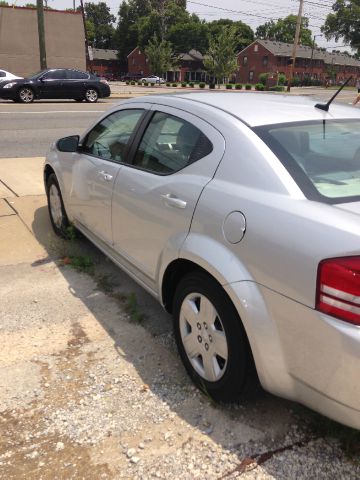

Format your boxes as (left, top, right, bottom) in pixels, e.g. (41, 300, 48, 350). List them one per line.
(133, 112, 213, 174)
(42, 70, 67, 80)
(67, 70, 89, 80)
(82, 109, 143, 162)
(256, 119, 360, 203)
(0, 71, 6, 78)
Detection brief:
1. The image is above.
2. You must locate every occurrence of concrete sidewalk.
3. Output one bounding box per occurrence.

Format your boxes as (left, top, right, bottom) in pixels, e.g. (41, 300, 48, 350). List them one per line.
(0, 156, 48, 265)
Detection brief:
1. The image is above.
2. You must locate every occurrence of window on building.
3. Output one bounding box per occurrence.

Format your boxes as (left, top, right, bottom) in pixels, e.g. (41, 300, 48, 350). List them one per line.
(263, 56, 268, 66)
(254, 44, 258, 52)
(243, 56, 248, 66)
(249, 71, 254, 81)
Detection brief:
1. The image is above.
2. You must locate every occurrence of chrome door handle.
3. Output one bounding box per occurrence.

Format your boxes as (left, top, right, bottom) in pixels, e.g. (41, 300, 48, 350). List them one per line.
(161, 193, 187, 209)
(99, 170, 113, 181)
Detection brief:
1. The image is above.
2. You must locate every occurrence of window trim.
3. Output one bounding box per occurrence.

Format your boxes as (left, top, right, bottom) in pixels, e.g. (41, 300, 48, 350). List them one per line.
(254, 119, 360, 205)
(79, 108, 150, 165)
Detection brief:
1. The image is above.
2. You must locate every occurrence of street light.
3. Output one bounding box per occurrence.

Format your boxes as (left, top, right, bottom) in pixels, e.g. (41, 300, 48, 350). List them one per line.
(310, 34, 322, 79)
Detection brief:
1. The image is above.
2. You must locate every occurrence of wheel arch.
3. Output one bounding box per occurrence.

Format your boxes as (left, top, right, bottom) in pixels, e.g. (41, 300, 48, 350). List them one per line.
(44, 163, 56, 186)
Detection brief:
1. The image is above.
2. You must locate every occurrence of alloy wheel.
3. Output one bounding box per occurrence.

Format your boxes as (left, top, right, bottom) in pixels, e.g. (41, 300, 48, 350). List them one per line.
(179, 293, 228, 382)
(19, 88, 34, 103)
(49, 184, 63, 228)
(85, 89, 98, 102)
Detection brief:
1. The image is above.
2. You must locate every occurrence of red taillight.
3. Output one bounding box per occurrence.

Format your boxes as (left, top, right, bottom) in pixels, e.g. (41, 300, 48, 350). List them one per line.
(316, 257, 360, 326)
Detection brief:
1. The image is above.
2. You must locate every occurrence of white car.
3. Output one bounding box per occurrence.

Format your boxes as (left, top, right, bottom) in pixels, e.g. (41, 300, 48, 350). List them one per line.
(140, 75, 165, 84)
(0, 69, 22, 83)
(45, 92, 360, 430)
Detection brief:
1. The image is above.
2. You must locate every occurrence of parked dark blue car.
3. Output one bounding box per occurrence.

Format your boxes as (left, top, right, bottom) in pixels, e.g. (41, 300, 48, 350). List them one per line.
(0, 68, 110, 103)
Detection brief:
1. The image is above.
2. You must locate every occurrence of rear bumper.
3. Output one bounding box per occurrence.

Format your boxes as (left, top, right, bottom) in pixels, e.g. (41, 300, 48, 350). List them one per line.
(224, 281, 360, 430)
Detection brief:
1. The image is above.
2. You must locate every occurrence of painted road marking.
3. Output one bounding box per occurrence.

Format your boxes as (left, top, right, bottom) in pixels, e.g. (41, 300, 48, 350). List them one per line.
(0, 110, 106, 114)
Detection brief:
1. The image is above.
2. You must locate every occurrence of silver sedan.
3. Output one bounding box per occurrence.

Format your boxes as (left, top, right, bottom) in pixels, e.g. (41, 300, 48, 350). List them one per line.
(44, 92, 360, 430)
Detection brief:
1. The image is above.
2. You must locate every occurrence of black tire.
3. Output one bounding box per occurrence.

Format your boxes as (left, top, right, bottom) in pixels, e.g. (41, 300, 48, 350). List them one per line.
(84, 88, 98, 103)
(173, 271, 259, 402)
(17, 87, 35, 103)
(46, 173, 70, 237)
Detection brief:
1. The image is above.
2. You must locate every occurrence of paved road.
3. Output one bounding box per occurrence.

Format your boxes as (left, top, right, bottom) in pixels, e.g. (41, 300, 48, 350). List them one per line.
(0, 88, 358, 158)
(0, 100, 118, 158)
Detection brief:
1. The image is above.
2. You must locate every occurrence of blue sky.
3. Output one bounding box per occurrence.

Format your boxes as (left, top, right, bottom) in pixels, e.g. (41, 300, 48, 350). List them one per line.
(14, 0, 348, 51)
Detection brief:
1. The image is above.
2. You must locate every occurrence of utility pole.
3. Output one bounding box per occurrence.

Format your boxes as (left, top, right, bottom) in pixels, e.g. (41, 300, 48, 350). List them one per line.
(310, 34, 322, 79)
(287, 0, 304, 92)
(79, 0, 90, 70)
(36, 0, 47, 70)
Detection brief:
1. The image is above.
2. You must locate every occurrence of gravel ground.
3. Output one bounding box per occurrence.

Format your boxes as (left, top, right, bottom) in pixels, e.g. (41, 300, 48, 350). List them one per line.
(1, 235, 359, 479)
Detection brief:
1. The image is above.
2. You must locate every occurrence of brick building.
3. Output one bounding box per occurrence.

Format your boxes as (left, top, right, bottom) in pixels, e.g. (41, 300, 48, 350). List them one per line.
(127, 47, 207, 81)
(0, 5, 85, 77)
(89, 48, 120, 78)
(237, 39, 360, 85)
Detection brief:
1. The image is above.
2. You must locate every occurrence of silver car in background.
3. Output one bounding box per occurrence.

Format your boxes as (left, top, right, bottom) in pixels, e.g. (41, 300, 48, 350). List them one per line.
(44, 93, 360, 430)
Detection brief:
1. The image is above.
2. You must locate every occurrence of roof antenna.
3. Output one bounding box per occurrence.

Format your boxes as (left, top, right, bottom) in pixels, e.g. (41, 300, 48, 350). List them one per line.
(315, 76, 352, 111)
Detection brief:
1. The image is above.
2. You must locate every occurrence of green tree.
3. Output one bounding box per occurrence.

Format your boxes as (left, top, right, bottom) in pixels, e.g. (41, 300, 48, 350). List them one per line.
(144, 34, 173, 77)
(207, 19, 254, 52)
(0, 1, 9, 4)
(204, 25, 238, 87)
(322, 0, 360, 55)
(115, 0, 150, 67)
(84, 2, 116, 49)
(256, 15, 313, 47)
(167, 20, 208, 53)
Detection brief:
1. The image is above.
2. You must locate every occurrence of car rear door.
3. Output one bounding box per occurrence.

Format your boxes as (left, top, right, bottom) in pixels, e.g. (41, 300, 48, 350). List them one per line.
(111, 105, 225, 286)
(69, 107, 148, 244)
(64, 70, 89, 99)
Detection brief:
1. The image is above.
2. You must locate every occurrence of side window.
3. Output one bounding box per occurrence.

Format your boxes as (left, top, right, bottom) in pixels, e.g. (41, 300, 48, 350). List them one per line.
(133, 112, 213, 174)
(0, 71, 5, 77)
(82, 109, 144, 162)
(42, 70, 67, 80)
(243, 56, 248, 66)
(67, 70, 89, 80)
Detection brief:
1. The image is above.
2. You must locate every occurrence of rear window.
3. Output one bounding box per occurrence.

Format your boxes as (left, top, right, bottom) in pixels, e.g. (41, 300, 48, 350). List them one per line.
(255, 119, 360, 204)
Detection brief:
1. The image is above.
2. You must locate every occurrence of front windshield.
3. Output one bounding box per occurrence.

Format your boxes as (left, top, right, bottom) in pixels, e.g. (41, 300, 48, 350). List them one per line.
(255, 119, 360, 203)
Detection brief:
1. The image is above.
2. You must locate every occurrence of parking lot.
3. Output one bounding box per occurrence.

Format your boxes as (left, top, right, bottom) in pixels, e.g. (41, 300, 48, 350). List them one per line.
(0, 90, 359, 479)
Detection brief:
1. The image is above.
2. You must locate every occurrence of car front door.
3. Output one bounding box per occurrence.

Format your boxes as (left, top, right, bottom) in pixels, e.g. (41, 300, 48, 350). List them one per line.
(111, 106, 225, 287)
(38, 69, 67, 98)
(69, 107, 147, 245)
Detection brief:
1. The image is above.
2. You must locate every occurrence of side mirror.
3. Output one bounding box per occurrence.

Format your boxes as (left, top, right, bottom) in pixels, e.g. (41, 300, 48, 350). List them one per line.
(57, 135, 80, 153)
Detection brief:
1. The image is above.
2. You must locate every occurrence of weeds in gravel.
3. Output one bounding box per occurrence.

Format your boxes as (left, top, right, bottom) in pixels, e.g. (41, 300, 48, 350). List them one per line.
(64, 224, 78, 241)
(96, 274, 115, 293)
(61, 255, 94, 274)
(309, 415, 360, 461)
(125, 292, 143, 323)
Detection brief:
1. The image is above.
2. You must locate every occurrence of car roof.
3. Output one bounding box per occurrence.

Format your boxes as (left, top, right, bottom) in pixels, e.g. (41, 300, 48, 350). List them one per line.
(126, 92, 360, 127)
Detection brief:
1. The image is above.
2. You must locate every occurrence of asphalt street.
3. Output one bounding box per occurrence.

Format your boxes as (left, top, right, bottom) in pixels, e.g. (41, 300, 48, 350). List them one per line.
(0, 99, 117, 157)
(0, 87, 358, 158)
